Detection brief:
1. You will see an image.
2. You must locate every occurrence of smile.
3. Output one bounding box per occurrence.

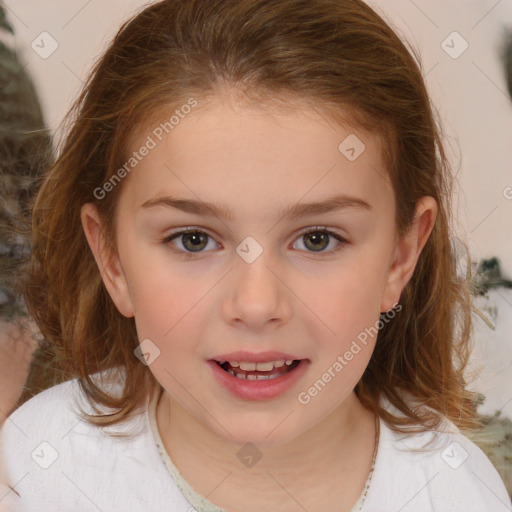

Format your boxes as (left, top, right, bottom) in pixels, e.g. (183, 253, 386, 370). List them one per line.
(208, 359, 309, 400)
(217, 360, 301, 380)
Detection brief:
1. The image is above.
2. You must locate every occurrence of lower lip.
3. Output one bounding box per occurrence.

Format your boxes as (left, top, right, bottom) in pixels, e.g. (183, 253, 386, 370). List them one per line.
(207, 359, 310, 400)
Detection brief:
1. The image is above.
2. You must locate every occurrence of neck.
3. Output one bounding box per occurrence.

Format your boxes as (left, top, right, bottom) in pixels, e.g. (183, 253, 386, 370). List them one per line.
(155, 388, 377, 507)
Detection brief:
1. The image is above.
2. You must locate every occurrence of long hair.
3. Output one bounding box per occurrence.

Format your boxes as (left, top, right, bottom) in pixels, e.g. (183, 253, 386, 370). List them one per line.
(24, 0, 480, 434)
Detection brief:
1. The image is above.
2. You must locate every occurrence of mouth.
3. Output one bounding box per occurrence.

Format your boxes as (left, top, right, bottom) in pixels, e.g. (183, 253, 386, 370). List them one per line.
(214, 359, 302, 381)
(207, 351, 310, 400)
(208, 358, 310, 400)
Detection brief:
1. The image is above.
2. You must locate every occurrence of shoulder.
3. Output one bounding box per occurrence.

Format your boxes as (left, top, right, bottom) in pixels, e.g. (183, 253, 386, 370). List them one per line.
(1, 367, 125, 442)
(0, 376, 92, 509)
(0, 368, 193, 511)
(0, 369, 131, 475)
(2, 376, 84, 444)
(363, 394, 511, 511)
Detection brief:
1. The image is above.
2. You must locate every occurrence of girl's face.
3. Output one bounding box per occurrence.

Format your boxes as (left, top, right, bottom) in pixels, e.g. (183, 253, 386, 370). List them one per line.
(82, 92, 435, 447)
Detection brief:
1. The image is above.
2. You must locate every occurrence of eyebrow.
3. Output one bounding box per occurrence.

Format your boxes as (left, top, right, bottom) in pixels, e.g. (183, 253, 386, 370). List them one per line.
(140, 194, 371, 221)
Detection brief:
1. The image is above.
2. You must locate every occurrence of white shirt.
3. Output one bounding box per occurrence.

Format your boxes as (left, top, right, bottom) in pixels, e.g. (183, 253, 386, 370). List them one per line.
(1, 370, 510, 512)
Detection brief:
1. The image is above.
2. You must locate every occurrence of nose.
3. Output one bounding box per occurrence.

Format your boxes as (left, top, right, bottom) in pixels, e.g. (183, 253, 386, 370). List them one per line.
(222, 248, 292, 331)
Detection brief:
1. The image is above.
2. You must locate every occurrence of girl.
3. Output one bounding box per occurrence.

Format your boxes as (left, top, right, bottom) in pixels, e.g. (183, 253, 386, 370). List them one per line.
(1, 0, 510, 510)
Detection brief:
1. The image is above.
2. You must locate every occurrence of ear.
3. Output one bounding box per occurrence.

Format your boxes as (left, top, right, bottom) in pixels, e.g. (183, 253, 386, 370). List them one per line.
(380, 196, 438, 312)
(80, 203, 135, 318)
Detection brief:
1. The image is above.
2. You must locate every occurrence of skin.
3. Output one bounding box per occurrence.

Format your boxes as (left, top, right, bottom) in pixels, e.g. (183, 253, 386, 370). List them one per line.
(81, 90, 437, 511)
(0, 318, 37, 510)
(0, 317, 38, 424)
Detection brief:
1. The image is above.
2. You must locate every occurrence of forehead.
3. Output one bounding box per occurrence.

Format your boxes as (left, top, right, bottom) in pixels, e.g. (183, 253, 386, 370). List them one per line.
(118, 95, 393, 216)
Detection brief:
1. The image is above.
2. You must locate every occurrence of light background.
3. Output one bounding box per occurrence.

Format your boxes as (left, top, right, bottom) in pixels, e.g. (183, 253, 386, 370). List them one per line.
(3, 0, 512, 416)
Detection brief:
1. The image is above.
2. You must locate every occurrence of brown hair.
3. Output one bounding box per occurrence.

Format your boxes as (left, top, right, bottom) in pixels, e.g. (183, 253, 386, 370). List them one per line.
(24, 0, 481, 434)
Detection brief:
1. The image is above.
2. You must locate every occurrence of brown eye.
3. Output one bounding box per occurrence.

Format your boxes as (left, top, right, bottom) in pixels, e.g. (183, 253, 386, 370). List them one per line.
(162, 229, 218, 253)
(303, 231, 330, 251)
(161, 226, 348, 257)
(293, 228, 347, 254)
(179, 232, 209, 252)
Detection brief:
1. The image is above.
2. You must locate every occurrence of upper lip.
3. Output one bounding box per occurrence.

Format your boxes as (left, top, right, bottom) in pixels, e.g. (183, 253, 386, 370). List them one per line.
(210, 351, 306, 363)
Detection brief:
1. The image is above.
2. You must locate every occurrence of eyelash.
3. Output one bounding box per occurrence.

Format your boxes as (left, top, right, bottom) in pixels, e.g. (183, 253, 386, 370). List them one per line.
(161, 226, 348, 257)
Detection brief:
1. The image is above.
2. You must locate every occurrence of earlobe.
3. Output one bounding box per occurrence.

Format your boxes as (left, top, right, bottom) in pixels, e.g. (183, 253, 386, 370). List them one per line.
(380, 196, 437, 312)
(80, 203, 135, 318)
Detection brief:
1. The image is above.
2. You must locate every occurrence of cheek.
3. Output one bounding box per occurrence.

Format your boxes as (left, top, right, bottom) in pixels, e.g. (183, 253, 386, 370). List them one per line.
(122, 238, 197, 315)
(128, 262, 205, 392)
(131, 270, 201, 340)
(124, 255, 222, 380)
(299, 251, 390, 333)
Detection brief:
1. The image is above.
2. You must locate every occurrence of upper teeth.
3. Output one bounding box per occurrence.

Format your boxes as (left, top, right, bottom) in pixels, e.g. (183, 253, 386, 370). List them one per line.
(220, 360, 295, 371)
